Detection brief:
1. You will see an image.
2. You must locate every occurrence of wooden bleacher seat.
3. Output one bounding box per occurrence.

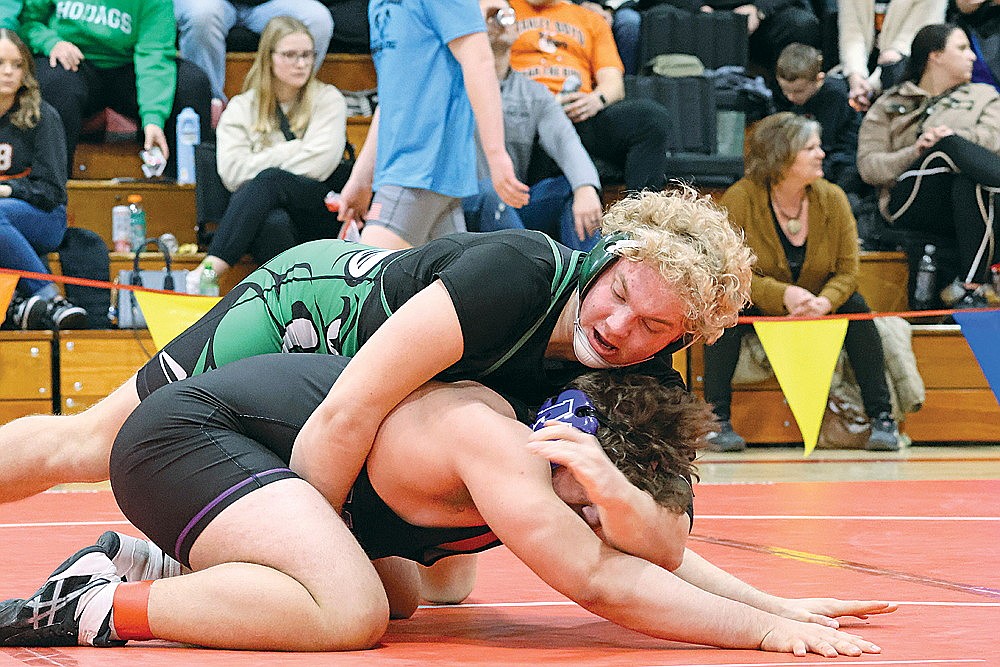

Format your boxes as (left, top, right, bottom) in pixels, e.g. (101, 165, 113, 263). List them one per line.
(0, 332, 54, 422)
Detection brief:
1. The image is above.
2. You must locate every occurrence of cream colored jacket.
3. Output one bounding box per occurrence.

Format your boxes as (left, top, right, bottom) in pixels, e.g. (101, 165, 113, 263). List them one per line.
(216, 82, 347, 192)
(837, 0, 946, 79)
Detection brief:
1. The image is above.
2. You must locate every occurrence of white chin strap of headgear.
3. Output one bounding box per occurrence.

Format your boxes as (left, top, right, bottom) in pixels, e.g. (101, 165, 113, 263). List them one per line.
(573, 238, 646, 369)
(573, 300, 628, 369)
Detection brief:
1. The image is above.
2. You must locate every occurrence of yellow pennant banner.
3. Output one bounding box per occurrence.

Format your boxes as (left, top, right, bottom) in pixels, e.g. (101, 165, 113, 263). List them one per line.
(133, 291, 221, 350)
(753, 319, 848, 456)
(0, 273, 17, 318)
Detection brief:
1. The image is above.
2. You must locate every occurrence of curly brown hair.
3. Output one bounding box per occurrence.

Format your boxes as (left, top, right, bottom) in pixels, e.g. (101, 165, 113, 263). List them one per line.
(567, 372, 717, 514)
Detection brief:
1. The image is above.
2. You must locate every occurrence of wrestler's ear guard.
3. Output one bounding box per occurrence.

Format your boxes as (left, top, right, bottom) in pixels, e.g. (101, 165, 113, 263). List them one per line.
(577, 232, 634, 298)
(532, 389, 600, 435)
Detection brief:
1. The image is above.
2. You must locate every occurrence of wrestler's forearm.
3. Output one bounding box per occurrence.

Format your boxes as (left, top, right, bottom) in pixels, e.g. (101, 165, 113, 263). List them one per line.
(670, 547, 783, 613)
(576, 549, 774, 647)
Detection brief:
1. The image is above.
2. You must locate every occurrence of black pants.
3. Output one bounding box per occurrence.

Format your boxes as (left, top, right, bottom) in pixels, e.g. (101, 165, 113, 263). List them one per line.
(208, 167, 341, 267)
(573, 98, 670, 191)
(703, 292, 892, 421)
(35, 57, 213, 179)
(888, 134, 1000, 284)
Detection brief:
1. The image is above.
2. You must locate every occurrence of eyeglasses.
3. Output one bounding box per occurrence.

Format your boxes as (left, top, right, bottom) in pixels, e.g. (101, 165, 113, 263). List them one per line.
(273, 50, 316, 64)
(485, 6, 516, 26)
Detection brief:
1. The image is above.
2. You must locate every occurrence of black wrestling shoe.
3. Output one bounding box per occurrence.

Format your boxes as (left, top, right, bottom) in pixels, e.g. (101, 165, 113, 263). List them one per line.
(0, 545, 123, 647)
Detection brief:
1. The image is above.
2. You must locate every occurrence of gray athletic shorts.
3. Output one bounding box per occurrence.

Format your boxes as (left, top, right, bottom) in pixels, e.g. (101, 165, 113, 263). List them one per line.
(365, 185, 465, 246)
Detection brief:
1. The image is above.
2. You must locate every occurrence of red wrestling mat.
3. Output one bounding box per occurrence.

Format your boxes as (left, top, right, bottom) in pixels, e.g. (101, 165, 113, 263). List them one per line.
(1, 480, 998, 666)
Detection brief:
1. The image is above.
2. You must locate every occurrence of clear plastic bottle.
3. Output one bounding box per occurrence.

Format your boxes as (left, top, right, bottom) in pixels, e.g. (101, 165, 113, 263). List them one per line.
(127, 194, 146, 253)
(199, 260, 219, 297)
(175, 107, 200, 185)
(111, 205, 131, 253)
(913, 244, 937, 310)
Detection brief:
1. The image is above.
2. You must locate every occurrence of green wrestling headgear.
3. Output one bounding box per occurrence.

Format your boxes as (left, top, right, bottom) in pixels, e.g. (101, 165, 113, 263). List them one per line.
(577, 232, 635, 298)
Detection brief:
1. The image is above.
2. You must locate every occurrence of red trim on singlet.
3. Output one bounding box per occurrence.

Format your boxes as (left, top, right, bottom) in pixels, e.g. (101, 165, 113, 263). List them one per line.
(0, 167, 30, 181)
(436, 530, 500, 553)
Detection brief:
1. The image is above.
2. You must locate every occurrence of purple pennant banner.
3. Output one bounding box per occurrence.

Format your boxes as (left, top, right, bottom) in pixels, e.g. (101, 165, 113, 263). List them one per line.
(953, 310, 1000, 406)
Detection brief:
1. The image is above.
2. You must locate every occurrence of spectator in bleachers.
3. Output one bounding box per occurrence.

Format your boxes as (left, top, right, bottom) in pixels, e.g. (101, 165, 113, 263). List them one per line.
(857, 23, 1000, 307)
(1, 1, 20, 30)
(464, 0, 603, 250)
(509, 0, 671, 192)
(704, 112, 899, 452)
(17, 0, 213, 180)
(775, 43, 864, 197)
(185, 17, 347, 291)
(0, 29, 87, 330)
(838, 0, 946, 111)
(174, 0, 334, 106)
(954, 0, 1000, 91)
(337, 0, 529, 250)
(695, 0, 821, 75)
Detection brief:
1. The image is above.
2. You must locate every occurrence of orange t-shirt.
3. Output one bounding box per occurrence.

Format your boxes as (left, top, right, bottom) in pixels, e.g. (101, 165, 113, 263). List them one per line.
(509, 0, 624, 95)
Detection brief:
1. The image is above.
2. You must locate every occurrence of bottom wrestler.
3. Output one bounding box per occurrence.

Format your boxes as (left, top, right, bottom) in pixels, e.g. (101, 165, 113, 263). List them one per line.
(0, 355, 895, 656)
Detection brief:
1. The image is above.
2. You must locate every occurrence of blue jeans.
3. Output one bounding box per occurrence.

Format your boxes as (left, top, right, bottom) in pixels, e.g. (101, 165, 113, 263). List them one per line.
(0, 200, 67, 297)
(174, 0, 335, 100)
(613, 8, 642, 76)
(462, 176, 599, 251)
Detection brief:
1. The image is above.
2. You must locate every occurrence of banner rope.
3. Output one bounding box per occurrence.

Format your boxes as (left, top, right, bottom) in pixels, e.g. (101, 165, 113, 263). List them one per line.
(3, 267, 998, 317)
(0, 267, 209, 297)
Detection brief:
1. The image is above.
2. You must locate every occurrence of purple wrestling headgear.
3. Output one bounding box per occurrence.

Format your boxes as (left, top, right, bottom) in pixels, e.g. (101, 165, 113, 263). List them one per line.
(532, 389, 600, 435)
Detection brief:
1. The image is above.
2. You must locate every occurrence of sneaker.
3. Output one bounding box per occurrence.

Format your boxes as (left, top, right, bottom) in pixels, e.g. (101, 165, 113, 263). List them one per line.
(707, 420, 747, 452)
(866, 411, 900, 451)
(96, 531, 181, 582)
(6, 294, 48, 330)
(0, 545, 123, 647)
(47, 296, 88, 330)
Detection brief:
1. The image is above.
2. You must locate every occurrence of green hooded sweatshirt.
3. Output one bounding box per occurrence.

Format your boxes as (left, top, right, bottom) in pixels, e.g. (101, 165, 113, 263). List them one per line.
(1, 1, 22, 30)
(18, 0, 176, 128)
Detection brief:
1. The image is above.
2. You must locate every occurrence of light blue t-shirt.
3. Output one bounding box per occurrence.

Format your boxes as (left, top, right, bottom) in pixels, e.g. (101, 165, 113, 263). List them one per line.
(369, 0, 484, 198)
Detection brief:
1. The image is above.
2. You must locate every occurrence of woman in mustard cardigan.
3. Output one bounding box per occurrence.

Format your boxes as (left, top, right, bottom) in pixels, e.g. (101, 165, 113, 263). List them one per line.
(705, 112, 899, 453)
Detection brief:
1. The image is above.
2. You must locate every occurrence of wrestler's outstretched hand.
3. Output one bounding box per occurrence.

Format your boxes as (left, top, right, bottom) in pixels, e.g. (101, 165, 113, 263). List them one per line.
(771, 598, 899, 628)
(759, 618, 883, 658)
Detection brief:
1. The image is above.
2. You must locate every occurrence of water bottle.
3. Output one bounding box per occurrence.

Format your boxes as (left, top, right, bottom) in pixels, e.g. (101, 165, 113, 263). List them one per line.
(176, 107, 200, 185)
(111, 205, 131, 253)
(913, 244, 937, 310)
(199, 260, 219, 297)
(558, 73, 582, 105)
(127, 194, 146, 253)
